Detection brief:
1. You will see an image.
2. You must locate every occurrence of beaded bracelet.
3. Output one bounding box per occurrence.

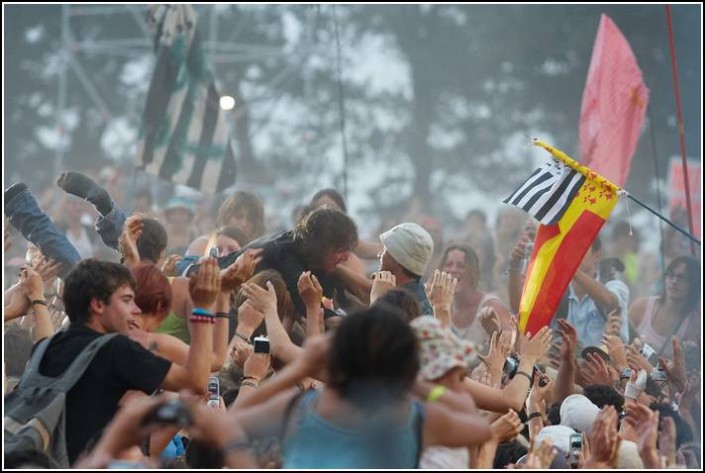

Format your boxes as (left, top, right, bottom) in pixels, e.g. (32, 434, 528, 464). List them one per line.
(190, 315, 216, 324)
(192, 307, 215, 317)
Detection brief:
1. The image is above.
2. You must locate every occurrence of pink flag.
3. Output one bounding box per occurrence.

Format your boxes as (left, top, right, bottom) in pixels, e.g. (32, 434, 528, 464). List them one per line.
(580, 14, 649, 187)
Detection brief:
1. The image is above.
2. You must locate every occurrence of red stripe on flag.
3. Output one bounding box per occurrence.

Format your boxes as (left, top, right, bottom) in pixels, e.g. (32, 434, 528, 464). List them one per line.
(524, 211, 608, 335)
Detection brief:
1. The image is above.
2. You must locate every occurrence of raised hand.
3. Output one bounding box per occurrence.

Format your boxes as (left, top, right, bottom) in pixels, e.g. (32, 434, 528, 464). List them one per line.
(624, 403, 660, 468)
(19, 265, 45, 301)
(626, 345, 654, 372)
(586, 405, 620, 466)
(478, 306, 501, 336)
(243, 352, 271, 383)
(370, 270, 396, 303)
(31, 253, 61, 289)
(581, 352, 617, 387)
(658, 336, 686, 393)
(424, 270, 457, 310)
(161, 254, 182, 277)
(119, 215, 143, 267)
(521, 326, 552, 364)
(298, 271, 323, 309)
(490, 409, 523, 443)
(525, 437, 557, 469)
(602, 334, 628, 372)
(188, 258, 221, 310)
(230, 340, 253, 368)
(479, 330, 513, 386)
(221, 249, 263, 293)
(241, 281, 278, 318)
(236, 300, 264, 336)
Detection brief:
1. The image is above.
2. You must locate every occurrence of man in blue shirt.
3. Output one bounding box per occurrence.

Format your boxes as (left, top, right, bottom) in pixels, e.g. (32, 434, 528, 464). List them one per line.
(565, 237, 630, 349)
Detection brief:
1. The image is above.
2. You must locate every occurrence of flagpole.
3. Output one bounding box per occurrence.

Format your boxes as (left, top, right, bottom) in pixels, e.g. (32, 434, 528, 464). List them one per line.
(665, 5, 697, 256)
(625, 193, 700, 246)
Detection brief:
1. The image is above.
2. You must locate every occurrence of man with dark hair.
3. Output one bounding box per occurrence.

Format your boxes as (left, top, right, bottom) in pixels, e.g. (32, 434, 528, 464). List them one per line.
(25, 258, 219, 464)
(197, 207, 358, 322)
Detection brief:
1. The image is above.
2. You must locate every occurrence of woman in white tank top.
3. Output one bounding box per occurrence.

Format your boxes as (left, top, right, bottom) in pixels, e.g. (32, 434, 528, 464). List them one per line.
(438, 244, 512, 348)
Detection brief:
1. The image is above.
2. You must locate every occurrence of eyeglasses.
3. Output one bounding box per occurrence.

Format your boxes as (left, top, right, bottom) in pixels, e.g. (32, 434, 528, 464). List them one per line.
(665, 272, 688, 283)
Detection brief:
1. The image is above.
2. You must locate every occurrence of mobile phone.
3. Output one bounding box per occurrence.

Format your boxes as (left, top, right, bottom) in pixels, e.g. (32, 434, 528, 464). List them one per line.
(253, 336, 270, 354)
(568, 433, 582, 468)
(209, 247, 218, 258)
(639, 342, 657, 362)
(207, 376, 220, 407)
(142, 399, 191, 426)
(651, 368, 667, 382)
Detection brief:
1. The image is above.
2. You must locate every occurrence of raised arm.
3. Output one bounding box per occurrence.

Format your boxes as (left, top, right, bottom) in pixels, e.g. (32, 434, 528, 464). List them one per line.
(242, 281, 302, 365)
(334, 263, 372, 304)
(20, 266, 54, 342)
(160, 258, 219, 394)
(298, 271, 324, 338)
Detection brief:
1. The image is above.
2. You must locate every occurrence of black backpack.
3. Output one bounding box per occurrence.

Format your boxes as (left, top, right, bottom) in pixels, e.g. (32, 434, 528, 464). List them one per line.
(4, 333, 118, 468)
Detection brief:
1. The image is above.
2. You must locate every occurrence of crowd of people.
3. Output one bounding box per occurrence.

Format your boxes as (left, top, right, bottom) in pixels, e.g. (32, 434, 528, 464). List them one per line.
(3, 172, 701, 469)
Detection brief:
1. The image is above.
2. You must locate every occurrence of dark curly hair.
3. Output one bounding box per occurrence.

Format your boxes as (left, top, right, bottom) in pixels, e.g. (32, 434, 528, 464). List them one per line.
(293, 208, 357, 269)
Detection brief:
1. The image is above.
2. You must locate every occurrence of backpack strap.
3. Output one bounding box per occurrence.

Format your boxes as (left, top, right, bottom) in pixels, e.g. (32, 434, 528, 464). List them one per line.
(21, 333, 119, 392)
(55, 334, 119, 391)
(21, 337, 54, 380)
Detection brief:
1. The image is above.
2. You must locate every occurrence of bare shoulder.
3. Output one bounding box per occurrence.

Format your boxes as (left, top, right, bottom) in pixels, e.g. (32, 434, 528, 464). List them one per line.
(628, 296, 649, 325)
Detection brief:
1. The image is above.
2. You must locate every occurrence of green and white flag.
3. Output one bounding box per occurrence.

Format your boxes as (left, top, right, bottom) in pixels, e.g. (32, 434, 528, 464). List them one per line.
(136, 5, 237, 193)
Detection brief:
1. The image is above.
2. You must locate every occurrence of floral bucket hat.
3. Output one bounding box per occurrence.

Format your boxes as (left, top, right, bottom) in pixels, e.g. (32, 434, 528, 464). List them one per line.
(410, 316, 474, 381)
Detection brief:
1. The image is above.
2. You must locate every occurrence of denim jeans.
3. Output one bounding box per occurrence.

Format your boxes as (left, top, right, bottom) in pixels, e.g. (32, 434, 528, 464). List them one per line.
(95, 204, 127, 251)
(5, 187, 127, 278)
(5, 187, 81, 278)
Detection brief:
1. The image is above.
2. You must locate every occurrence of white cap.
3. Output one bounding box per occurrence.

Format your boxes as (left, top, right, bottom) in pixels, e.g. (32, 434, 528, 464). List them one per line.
(380, 223, 434, 276)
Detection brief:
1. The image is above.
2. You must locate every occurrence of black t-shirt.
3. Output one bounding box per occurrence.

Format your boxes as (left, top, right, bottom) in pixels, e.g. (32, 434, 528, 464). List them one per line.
(217, 231, 347, 320)
(35, 326, 172, 464)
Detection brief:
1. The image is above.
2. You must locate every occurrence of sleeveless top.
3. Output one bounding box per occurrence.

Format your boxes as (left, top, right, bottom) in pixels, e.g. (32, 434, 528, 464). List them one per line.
(452, 293, 502, 346)
(154, 278, 190, 344)
(636, 296, 691, 357)
(283, 390, 424, 469)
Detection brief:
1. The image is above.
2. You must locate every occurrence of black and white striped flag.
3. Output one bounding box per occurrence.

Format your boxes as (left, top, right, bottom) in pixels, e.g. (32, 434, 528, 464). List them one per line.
(135, 5, 237, 193)
(503, 158, 586, 225)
